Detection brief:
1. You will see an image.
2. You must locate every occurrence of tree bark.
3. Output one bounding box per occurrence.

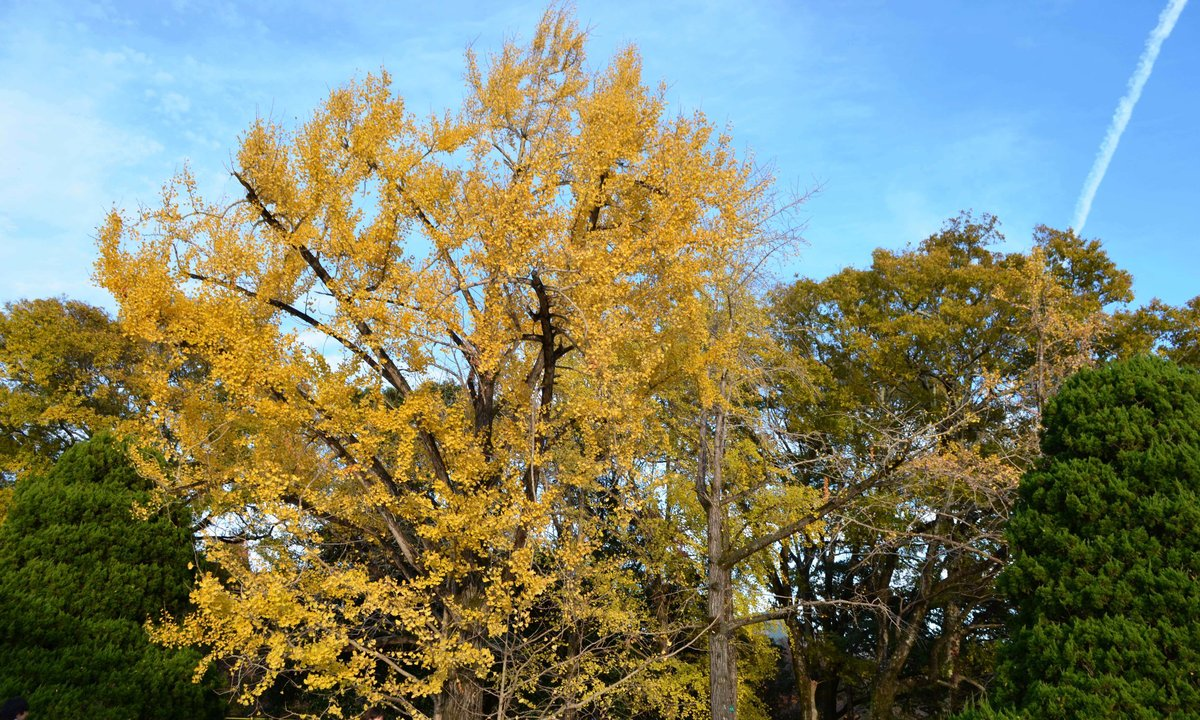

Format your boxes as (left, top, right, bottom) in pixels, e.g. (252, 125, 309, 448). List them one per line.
(785, 615, 844, 720)
(868, 674, 899, 720)
(786, 617, 819, 720)
(709, 561, 737, 720)
(701, 400, 738, 720)
(438, 670, 484, 720)
(787, 614, 816, 720)
(867, 608, 929, 718)
(816, 676, 840, 720)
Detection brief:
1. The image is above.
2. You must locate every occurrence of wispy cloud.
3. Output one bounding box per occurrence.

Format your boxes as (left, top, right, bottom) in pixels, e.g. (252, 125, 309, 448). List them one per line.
(1073, 0, 1188, 233)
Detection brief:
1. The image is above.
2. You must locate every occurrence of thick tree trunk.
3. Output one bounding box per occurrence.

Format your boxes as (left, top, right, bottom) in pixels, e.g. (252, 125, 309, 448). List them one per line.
(786, 618, 842, 720)
(702, 400, 738, 720)
(868, 518, 947, 720)
(709, 561, 737, 720)
(435, 574, 487, 720)
(816, 677, 840, 720)
(804, 681, 820, 720)
(868, 603, 928, 719)
(940, 602, 965, 714)
(785, 618, 818, 720)
(437, 670, 484, 720)
(868, 675, 899, 720)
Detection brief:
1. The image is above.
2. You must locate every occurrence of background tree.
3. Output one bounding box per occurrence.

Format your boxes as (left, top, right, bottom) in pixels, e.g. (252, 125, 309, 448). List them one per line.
(0, 298, 145, 484)
(0, 434, 225, 720)
(664, 243, 815, 720)
(766, 216, 1147, 719)
(1157, 296, 1200, 367)
(989, 356, 1200, 718)
(1109, 295, 1200, 369)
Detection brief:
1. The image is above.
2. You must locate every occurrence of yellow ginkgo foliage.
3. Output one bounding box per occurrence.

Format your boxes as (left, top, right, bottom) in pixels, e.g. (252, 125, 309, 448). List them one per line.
(97, 8, 778, 720)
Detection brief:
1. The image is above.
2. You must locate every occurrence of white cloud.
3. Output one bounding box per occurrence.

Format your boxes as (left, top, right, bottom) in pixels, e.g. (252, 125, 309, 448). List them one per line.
(0, 87, 164, 303)
(159, 91, 191, 118)
(85, 45, 150, 67)
(0, 89, 163, 213)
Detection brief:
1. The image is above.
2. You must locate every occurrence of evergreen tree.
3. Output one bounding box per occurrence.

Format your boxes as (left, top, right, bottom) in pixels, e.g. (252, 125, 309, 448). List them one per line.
(993, 356, 1200, 718)
(0, 434, 224, 719)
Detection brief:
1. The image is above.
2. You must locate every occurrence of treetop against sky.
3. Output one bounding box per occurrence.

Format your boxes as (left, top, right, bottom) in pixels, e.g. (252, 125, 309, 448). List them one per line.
(0, 0, 1196, 307)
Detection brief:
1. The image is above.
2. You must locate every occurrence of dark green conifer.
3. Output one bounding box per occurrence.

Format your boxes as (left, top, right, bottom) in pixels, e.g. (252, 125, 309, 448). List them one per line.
(993, 356, 1200, 718)
(0, 434, 224, 719)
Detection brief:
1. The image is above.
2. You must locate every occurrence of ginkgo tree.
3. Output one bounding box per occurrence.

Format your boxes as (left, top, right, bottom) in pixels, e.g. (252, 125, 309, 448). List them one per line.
(97, 8, 788, 719)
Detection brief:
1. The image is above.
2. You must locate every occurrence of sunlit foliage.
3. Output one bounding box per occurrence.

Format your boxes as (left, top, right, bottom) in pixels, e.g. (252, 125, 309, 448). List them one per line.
(97, 8, 782, 718)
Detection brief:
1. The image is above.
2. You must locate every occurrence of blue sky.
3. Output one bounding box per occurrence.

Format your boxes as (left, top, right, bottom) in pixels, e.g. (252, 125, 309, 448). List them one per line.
(1, 0, 1196, 309)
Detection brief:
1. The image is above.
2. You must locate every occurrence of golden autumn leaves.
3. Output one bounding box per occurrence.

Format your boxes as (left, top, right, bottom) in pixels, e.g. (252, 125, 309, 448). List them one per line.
(96, 7, 788, 719)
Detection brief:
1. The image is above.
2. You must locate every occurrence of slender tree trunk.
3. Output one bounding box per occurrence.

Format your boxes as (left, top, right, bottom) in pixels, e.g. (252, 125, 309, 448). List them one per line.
(562, 620, 584, 720)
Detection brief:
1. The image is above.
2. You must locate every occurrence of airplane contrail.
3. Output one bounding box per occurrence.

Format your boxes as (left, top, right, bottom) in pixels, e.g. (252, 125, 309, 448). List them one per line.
(1073, 0, 1188, 234)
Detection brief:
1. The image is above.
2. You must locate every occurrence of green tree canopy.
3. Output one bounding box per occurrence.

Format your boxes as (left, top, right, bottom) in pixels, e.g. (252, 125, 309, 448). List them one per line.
(0, 434, 224, 720)
(0, 298, 145, 483)
(765, 216, 1143, 719)
(993, 356, 1200, 718)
